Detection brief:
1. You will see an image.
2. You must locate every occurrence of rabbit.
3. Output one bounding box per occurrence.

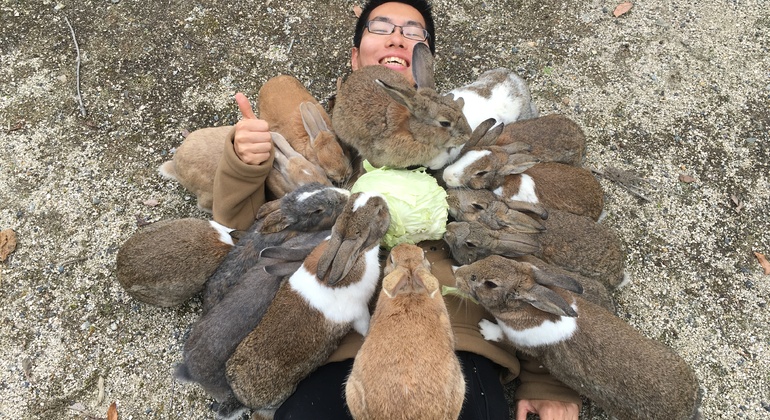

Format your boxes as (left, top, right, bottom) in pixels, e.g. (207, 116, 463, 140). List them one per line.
(494, 114, 587, 166)
(446, 187, 547, 233)
(265, 131, 331, 198)
(443, 149, 604, 220)
(449, 67, 539, 132)
(174, 228, 331, 417)
(159, 126, 230, 213)
(202, 183, 350, 313)
(345, 243, 465, 420)
(258, 75, 353, 185)
(116, 218, 234, 307)
(332, 42, 473, 170)
(224, 192, 390, 415)
(453, 255, 702, 420)
(444, 209, 626, 289)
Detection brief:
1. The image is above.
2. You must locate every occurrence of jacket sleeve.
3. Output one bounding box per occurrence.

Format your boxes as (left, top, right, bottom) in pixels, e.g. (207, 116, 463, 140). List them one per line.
(514, 351, 583, 406)
(212, 126, 275, 230)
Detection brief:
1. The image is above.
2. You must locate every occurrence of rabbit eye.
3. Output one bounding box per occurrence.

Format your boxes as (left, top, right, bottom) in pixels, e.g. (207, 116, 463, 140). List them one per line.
(471, 203, 485, 210)
(475, 171, 488, 177)
(438, 120, 451, 128)
(470, 274, 477, 282)
(311, 208, 323, 214)
(465, 241, 477, 248)
(483, 280, 498, 289)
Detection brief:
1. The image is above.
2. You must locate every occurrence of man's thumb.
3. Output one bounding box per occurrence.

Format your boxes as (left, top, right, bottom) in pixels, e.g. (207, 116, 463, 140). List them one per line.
(235, 92, 257, 119)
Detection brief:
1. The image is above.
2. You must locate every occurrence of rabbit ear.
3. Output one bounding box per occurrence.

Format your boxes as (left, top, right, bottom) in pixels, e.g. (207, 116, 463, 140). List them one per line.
(271, 132, 303, 158)
(532, 268, 584, 294)
(489, 233, 541, 256)
(260, 245, 316, 262)
(515, 283, 577, 317)
(500, 142, 532, 154)
(299, 101, 330, 141)
(256, 198, 282, 220)
(264, 261, 304, 277)
(317, 232, 368, 285)
(381, 267, 410, 298)
(411, 42, 435, 89)
(376, 79, 416, 111)
(259, 210, 291, 234)
(500, 154, 539, 176)
(460, 118, 499, 155)
(500, 198, 549, 220)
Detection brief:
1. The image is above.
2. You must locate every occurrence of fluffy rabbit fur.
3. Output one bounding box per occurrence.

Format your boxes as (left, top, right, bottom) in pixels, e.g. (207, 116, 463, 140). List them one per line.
(345, 244, 464, 420)
(225, 192, 390, 415)
(446, 187, 547, 233)
(116, 218, 234, 307)
(444, 151, 604, 221)
(258, 75, 353, 185)
(449, 67, 538, 131)
(453, 256, 702, 420)
(203, 183, 350, 313)
(494, 114, 586, 166)
(333, 43, 472, 169)
(444, 209, 626, 289)
(159, 126, 230, 213)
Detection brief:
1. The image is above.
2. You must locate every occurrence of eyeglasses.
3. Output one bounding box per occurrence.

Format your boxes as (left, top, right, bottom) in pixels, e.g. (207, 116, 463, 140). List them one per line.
(365, 20, 430, 42)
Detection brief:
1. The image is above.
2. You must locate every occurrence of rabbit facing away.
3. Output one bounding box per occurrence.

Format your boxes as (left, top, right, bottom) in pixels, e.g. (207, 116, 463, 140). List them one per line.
(444, 209, 626, 290)
(345, 244, 465, 420)
(202, 183, 350, 313)
(443, 150, 604, 221)
(265, 131, 331, 198)
(333, 43, 472, 170)
(116, 218, 234, 307)
(453, 256, 702, 420)
(258, 75, 353, 185)
(159, 126, 230, 213)
(224, 192, 390, 414)
(449, 67, 539, 132)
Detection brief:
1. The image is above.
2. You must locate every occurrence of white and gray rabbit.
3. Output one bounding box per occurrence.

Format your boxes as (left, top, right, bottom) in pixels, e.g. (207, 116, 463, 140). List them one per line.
(449, 67, 538, 132)
(116, 217, 234, 307)
(224, 192, 390, 417)
(345, 243, 465, 420)
(333, 43, 472, 170)
(453, 256, 702, 420)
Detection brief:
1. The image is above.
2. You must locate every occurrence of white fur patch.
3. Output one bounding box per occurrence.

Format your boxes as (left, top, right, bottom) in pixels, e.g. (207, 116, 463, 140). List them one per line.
(478, 319, 504, 342)
(496, 305, 578, 347)
(425, 149, 452, 170)
(442, 150, 492, 187)
(289, 246, 381, 336)
(352, 192, 382, 211)
(507, 174, 538, 203)
(208, 220, 235, 245)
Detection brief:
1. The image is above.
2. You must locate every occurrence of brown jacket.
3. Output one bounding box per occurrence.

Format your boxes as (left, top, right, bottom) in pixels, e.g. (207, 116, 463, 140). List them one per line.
(211, 127, 581, 406)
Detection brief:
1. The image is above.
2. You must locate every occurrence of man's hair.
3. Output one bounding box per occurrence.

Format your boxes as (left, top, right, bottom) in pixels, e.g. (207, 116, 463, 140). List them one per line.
(353, 0, 436, 54)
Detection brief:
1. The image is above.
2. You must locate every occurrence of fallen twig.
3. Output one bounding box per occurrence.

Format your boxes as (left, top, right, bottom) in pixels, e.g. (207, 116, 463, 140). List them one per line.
(64, 16, 87, 117)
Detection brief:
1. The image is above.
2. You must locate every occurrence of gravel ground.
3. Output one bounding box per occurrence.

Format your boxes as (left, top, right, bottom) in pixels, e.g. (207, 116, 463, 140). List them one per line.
(1, 0, 768, 419)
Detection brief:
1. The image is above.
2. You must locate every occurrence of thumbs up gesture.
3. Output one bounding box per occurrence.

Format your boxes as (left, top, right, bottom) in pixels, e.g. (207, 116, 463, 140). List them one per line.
(233, 92, 272, 165)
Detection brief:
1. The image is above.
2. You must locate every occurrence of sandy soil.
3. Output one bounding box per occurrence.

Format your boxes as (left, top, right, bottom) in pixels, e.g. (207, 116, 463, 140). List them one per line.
(1, 0, 768, 418)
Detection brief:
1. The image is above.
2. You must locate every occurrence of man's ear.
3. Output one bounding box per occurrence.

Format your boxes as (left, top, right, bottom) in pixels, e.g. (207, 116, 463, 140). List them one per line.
(350, 47, 360, 71)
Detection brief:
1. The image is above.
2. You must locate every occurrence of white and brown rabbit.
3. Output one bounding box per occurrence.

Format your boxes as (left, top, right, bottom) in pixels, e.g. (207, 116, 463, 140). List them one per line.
(116, 218, 235, 307)
(453, 255, 702, 420)
(443, 149, 604, 221)
(224, 192, 390, 417)
(333, 43, 472, 170)
(345, 243, 464, 420)
(258, 75, 353, 186)
(449, 67, 539, 131)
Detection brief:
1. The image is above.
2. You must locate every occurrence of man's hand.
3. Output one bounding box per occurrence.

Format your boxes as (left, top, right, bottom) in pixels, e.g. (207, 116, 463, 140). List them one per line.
(516, 399, 579, 420)
(233, 92, 272, 165)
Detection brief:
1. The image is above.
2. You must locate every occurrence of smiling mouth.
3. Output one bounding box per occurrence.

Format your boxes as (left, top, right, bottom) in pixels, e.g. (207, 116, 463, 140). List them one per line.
(380, 56, 407, 67)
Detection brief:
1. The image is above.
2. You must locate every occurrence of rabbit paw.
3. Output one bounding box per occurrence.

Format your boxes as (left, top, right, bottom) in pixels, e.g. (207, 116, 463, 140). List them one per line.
(478, 319, 503, 342)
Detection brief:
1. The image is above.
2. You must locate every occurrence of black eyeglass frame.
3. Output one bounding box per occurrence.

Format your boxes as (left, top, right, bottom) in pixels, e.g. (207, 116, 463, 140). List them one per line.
(364, 20, 430, 42)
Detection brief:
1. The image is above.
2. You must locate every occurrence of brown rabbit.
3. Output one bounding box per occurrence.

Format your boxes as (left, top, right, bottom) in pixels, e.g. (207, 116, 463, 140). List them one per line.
(224, 192, 390, 416)
(494, 114, 587, 166)
(453, 256, 702, 420)
(265, 131, 331, 198)
(333, 43, 472, 170)
(345, 243, 464, 420)
(258, 75, 353, 186)
(116, 218, 234, 307)
(158, 126, 230, 213)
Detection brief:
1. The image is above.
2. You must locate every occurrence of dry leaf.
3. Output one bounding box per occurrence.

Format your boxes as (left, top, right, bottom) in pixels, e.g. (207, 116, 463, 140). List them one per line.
(353, 5, 363, 18)
(731, 194, 743, 213)
(614, 2, 633, 17)
(755, 252, 770, 275)
(0, 229, 17, 262)
(107, 401, 118, 420)
(679, 174, 696, 183)
(181, 128, 190, 138)
(143, 198, 159, 207)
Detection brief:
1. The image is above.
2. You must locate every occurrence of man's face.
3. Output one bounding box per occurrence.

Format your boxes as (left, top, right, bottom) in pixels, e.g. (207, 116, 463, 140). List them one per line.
(351, 2, 429, 85)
